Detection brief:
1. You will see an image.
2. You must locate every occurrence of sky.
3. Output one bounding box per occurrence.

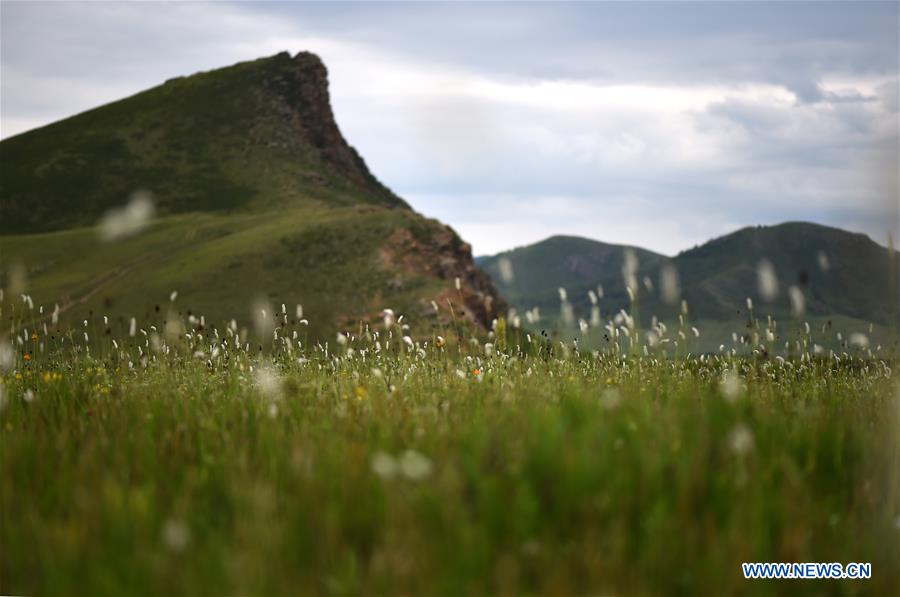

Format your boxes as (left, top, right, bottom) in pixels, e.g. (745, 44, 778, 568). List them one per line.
(2, 1, 898, 256)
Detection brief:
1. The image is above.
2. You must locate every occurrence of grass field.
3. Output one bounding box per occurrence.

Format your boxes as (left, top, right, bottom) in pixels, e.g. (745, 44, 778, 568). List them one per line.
(0, 205, 478, 343)
(2, 299, 898, 595)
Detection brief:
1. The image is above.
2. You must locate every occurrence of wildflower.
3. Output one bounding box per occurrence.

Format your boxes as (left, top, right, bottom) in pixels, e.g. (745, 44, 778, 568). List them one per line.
(720, 370, 743, 403)
(601, 388, 622, 410)
(31, 332, 38, 342)
(169, 290, 178, 302)
(757, 259, 778, 301)
(558, 287, 567, 302)
(849, 333, 869, 349)
(746, 297, 753, 311)
(560, 301, 575, 327)
(497, 257, 514, 284)
(435, 336, 445, 348)
(402, 336, 414, 349)
(454, 277, 461, 291)
(355, 386, 368, 400)
(660, 264, 680, 304)
(254, 365, 282, 399)
(472, 368, 481, 377)
(336, 332, 348, 345)
(98, 191, 155, 241)
(161, 518, 190, 552)
(24, 389, 35, 403)
(691, 326, 700, 338)
(371, 451, 398, 479)
(728, 424, 755, 457)
(399, 450, 433, 480)
(484, 343, 494, 357)
(788, 286, 805, 317)
(23, 353, 31, 362)
(622, 249, 638, 294)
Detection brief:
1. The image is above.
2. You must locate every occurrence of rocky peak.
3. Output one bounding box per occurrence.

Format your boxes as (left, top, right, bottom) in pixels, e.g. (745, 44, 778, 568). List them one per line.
(260, 51, 408, 207)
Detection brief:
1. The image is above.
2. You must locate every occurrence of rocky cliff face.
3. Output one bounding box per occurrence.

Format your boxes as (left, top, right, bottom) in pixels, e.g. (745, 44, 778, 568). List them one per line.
(267, 51, 507, 329)
(379, 217, 508, 328)
(260, 52, 408, 207)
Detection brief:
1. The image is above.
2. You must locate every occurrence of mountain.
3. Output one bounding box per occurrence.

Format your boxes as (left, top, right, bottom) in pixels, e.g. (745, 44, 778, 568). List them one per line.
(1, 51, 405, 234)
(480, 222, 900, 346)
(0, 51, 504, 337)
(478, 235, 666, 320)
(672, 222, 898, 324)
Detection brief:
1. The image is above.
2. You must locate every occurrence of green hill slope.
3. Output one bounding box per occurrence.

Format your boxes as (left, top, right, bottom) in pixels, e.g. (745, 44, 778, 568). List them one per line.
(0, 52, 504, 336)
(479, 235, 665, 321)
(1, 51, 405, 234)
(480, 223, 900, 349)
(674, 222, 898, 323)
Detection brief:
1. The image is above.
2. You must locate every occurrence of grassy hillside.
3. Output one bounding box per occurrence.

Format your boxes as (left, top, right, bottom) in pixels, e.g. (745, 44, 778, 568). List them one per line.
(480, 223, 900, 351)
(3, 206, 499, 340)
(675, 222, 899, 324)
(0, 52, 404, 234)
(0, 52, 504, 335)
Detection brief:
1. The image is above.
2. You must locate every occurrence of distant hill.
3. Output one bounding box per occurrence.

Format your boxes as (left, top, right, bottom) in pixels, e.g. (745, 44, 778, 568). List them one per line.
(480, 223, 900, 347)
(673, 222, 898, 324)
(0, 52, 504, 336)
(478, 235, 666, 321)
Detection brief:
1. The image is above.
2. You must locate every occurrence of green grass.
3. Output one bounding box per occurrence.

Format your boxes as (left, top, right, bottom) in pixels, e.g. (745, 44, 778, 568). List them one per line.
(2, 307, 898, 595)
(0, 205, 472, 342)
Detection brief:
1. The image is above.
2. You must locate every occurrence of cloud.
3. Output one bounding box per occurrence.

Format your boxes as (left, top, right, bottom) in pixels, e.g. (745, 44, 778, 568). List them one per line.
(1, 1, 897, 255)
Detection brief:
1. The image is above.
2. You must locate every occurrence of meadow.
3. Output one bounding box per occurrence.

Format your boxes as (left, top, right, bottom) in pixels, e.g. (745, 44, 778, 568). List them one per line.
(1, 294, 898, 596)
